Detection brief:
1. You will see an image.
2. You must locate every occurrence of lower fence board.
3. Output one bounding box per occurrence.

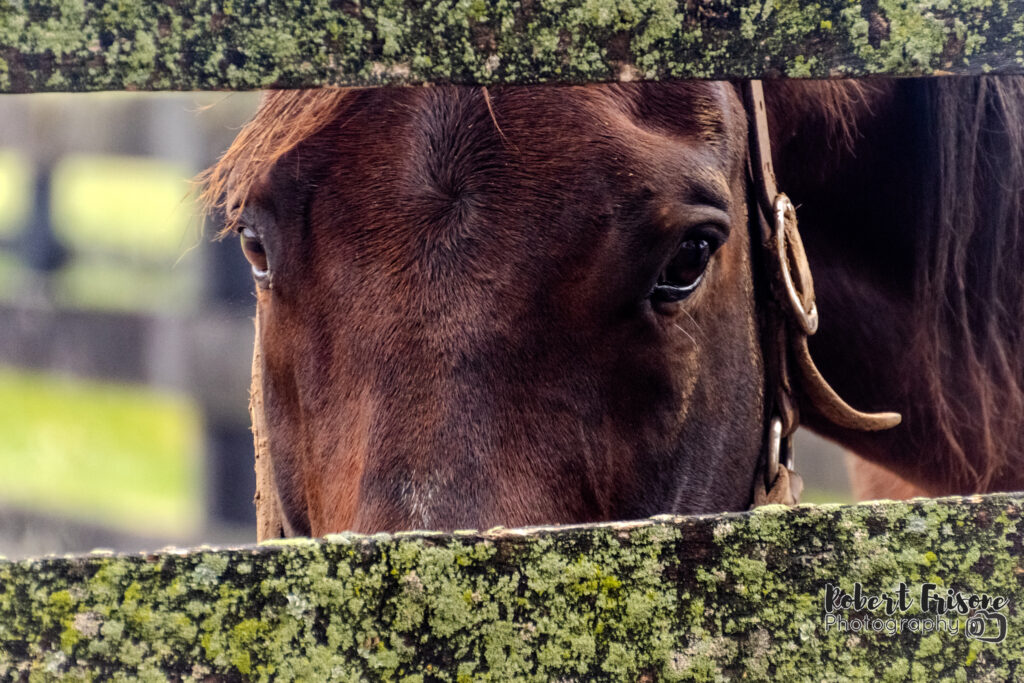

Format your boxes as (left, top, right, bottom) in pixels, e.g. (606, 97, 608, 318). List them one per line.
(1, 494, 1021, 681)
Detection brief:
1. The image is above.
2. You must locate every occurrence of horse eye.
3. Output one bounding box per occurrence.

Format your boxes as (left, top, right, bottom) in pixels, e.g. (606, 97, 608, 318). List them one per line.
(650, 238, 712, 303)
(240, 226, 270, 278)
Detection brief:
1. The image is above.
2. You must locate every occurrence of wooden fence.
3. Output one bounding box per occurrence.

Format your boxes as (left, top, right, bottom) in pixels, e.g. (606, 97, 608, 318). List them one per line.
(2, 494, 1022, 680)
(3, 0, 1024, 92)
(2, 0, 1023, 680)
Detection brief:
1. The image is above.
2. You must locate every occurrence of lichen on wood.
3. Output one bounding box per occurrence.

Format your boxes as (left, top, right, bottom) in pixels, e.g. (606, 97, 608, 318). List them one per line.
(1, 493, 1022, 681)
(2, 0, 1024, 92)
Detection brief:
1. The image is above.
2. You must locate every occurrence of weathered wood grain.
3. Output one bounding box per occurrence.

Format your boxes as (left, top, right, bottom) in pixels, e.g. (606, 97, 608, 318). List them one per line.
(1, 493, 1021, 680)
(2, 0, 1024, 93)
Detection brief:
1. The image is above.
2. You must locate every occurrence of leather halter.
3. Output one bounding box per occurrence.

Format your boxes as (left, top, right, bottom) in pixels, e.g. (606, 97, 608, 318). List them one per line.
(742, 81, 901, 507)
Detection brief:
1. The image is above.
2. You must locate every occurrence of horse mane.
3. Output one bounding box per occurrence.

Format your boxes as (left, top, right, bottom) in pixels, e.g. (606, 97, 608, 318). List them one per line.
(773, 78, 1024, 492)
(198, 88, 351, 233)
(765, 79, 890, 171)
(912, 76, 1024, 490)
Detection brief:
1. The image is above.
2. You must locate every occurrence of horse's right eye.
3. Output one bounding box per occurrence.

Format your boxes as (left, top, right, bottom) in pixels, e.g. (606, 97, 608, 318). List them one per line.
(240, 227, 270, 279)
(650, 238, 714, 304)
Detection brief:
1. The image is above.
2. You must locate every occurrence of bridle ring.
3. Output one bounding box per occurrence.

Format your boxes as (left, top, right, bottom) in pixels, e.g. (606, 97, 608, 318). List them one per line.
(773, 194, 819, 336)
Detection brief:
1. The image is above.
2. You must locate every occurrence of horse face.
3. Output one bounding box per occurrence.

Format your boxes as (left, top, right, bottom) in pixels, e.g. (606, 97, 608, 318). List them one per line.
(226, 82, 764, 535)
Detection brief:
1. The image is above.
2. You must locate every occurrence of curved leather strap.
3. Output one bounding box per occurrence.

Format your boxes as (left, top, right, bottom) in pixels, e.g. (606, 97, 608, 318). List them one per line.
(791, 335, 901, 432)
(743, 81, 902, 508)
(753, 464, 804, 507)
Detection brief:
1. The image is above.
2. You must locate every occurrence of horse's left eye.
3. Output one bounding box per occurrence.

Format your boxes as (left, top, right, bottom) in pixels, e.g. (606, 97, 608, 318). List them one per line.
(240, 226, 270, 279)
(650, 239, 712, 303)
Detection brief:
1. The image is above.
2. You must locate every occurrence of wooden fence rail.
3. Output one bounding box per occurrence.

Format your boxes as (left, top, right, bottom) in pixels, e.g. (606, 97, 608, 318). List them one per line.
(1, 494, 1022, 680)
(3, 0, 1024, 93)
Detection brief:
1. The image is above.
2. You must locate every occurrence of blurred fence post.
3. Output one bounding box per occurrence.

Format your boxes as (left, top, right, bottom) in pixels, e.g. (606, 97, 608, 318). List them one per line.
(20, 163, 65, 278)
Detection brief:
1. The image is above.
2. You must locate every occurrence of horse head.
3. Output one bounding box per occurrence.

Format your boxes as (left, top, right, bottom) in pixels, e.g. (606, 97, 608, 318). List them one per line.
(205, 82, 779, 536)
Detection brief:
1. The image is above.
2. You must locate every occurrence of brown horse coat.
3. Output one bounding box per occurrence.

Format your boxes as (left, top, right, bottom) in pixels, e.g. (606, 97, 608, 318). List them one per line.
(204, 79, 1024, 536)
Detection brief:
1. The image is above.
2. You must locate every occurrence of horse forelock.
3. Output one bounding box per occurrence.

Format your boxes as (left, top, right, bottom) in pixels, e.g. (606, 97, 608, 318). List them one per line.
(198, 88, 352, 234)
(198, 83, 742, 230)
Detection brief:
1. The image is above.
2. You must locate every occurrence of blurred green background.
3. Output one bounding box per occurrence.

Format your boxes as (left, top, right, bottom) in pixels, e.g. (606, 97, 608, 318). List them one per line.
(0, 151, 204, 309)
(0, 366, 201, 535)
(0, 149, 201, 535)
(0, 92, 261, 556)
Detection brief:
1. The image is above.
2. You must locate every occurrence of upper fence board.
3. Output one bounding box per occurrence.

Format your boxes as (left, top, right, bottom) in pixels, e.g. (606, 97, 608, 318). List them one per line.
(2, 0, 1024, 92)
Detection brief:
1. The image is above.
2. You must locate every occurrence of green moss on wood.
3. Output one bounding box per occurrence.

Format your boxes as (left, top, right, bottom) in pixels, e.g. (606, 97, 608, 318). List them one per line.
(1, 494, 1022, 680)
(1, 0, 1024, 92)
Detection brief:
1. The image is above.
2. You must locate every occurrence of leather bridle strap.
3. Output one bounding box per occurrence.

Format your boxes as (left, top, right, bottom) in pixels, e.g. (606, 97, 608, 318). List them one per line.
(742, 81, 902, 508)
(746, 81, 781, 224)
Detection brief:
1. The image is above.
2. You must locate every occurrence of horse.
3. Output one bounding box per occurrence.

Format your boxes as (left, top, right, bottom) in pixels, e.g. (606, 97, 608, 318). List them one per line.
(201, 78, 1024, 539)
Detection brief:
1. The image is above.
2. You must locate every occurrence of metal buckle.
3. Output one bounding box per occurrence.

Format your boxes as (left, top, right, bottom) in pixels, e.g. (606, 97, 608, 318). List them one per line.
(764, 415, 795, 489)
(772, 194, 819, 336)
